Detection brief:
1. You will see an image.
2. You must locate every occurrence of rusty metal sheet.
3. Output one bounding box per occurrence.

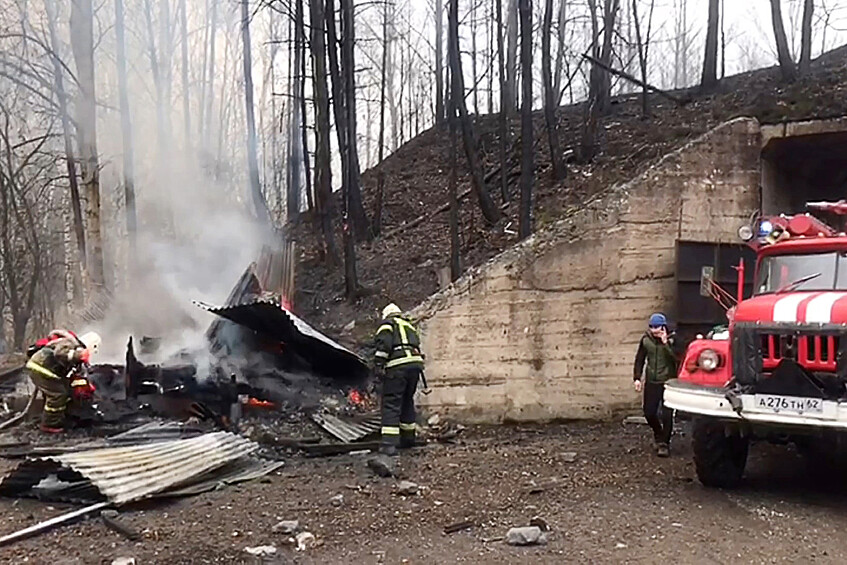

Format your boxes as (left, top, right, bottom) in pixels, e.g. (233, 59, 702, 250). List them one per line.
(0, 432, 257, 505)
(311, 412, 381, 443)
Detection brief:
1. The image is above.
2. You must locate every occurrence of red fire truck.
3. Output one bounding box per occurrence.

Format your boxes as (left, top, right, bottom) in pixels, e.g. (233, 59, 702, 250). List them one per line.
(664, 201, 847, 487)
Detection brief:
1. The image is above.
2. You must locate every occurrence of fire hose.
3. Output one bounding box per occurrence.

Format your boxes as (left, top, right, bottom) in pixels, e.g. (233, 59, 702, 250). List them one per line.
(0, 388, 39, 431)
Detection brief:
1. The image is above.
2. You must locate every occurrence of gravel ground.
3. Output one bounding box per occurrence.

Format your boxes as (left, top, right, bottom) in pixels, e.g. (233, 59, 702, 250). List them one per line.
(1, 420, 847, 564)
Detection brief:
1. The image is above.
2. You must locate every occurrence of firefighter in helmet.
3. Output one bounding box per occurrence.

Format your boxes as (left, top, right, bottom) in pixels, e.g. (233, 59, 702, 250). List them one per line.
(25, 329, 101, 433)
(374, 303, 425, 456)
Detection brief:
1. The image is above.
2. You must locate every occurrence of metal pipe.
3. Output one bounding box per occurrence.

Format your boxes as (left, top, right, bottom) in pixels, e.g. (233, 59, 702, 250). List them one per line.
(0, 502, 109, 546)
(736, 259, 745, 304)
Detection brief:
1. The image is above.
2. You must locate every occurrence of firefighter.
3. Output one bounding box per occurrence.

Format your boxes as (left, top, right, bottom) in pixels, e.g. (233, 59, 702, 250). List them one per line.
(24, 330, 101, 433)
(374, 303, 424, 456)
(633, 313, 677, 457)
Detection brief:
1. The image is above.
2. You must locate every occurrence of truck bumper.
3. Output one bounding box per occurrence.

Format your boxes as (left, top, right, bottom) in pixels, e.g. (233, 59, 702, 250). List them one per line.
(663, 379, 847, 430)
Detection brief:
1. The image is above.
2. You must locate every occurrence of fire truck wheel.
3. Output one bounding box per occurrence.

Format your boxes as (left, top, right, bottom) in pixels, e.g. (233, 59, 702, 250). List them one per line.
(692, 418, 749, 488)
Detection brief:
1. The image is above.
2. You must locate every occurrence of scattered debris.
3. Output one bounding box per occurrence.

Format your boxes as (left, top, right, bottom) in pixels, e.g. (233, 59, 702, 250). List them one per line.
(111, 558, 136, 565)
(530, 516, 550, 532)
(427, 414, 441, 427)
(244, 545, 277, 556)
(295, 531, 316, 551)
(443, 520, 475, 534)
(330, 494, 344, 507)
(342, 320, 356, 333)
(616, 542, 628, 549)
(0, 502, 109, 547)
(525, 478, 560, 494)
(301, 440, 381, 457)
(102, 510, 141, 541)
(311, 411, 380, 443)
(623, 415, 648, 426)
(395, 481, 419, 496)
(562, 452, 578, 463)
(272, 520, 300, 535)
(505, 526, 549, 546)
(367, 455, 396, 478)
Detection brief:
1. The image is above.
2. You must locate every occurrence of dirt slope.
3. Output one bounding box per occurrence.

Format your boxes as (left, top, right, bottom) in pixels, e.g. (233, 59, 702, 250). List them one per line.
(294, 48, 847, 348)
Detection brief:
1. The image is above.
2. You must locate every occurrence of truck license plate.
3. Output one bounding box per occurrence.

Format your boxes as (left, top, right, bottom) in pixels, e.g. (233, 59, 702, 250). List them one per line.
(753, 394, 823, 415)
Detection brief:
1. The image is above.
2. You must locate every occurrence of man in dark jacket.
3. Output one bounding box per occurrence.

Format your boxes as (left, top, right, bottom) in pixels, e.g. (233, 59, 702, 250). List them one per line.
(374, 303, 424, 456)
(633, 313, 677, 457)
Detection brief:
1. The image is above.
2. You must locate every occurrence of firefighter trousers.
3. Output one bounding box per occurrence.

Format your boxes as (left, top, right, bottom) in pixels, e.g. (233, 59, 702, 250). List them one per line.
(380, 367, 420, 448)
(26, 369, 69, 429)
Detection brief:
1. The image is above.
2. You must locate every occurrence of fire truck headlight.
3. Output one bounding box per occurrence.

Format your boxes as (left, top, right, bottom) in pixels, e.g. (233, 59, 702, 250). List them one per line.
(698, 349, 720, 372)
(738, 225, 754, 242)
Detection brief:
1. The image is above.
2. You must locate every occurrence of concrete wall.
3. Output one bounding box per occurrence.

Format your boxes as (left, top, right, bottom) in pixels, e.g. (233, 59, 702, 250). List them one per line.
(411, 118, 762, 423)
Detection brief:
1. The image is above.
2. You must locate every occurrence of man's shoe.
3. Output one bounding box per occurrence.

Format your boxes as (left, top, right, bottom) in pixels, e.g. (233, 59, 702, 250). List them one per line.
(657, 443, 670, 458)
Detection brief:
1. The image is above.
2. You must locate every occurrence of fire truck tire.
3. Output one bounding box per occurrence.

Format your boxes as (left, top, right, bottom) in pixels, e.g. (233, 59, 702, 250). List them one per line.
(692, 418, 749, 488)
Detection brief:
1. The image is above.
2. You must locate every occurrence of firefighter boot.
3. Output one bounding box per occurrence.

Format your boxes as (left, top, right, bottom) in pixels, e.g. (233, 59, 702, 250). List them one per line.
(399, 423, 416, 449)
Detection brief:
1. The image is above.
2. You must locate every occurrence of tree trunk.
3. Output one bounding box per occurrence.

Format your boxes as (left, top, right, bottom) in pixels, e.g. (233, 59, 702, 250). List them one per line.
(449, 0, 501, 225)
(518, 0, 533, 239)
(631, 0, 655, 117)
(799, 0, 814, 75)
(45, 0, 86, 304)
(298, 0, 313, 212)
(70, 0, 105, 291)
(554, 0, 567, 99)
(373, 0, 389, 236)
(769, 0, 797, 82)
(542, 0, 566, 181)
(435, 0, 444, 125)
(340, 0, 371, 240)
(580, 0, 601, 162)
(288, 0, 304, 220)
(471, 0, 479, 115)
(700, 0, 719, 90)
(596, 0, 619, 114)
(504, 0, 518, 115)
(448, 78, 460, 281)
(180, 0, 191, 147)
(310, 0, 339, 263)
(241, 0, 270, 224)
(115, 0, 138, 260)
(204, 0, 218, 143)
(496, 0, 508, 203)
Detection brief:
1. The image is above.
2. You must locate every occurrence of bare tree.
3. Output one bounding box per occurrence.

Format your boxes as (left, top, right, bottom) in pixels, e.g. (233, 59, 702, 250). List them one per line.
(554, 0, 568, 100)
(581, 0, 618, 161)
(45, 0, 86, 301)
(373, 0, 390, 235)
(631, 0, 656, 116)
(447, 71, 460, 281)
(310, 0, 339, 262)
(287, 0, 304, 220)
(435, 0, 444, 125)
(180, 0, 191, 147)
(799, 0, 814, 75)
(769, 0, 797, 82)
(700, 0, 719, 90)
(448, 0, 500, 225)
(504, 0, 518, 115)
(70, 0, 105, 291)
(542, 0, 565, 180)
(495, 0, 508, 203)
(115, 0, 137, 259)
(241, 0, 270, 224)
(518, 0, 533, 239)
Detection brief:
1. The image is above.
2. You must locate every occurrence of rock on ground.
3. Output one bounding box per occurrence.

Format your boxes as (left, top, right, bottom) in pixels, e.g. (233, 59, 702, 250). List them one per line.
(506, 526, 549, 546)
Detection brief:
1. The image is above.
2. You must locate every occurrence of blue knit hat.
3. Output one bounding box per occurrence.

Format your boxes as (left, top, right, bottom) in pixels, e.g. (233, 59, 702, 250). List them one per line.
(649, 313, 667, 328)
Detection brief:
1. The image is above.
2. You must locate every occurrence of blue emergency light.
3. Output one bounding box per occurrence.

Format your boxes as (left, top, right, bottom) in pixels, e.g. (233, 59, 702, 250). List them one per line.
(758, 220, 773, 237)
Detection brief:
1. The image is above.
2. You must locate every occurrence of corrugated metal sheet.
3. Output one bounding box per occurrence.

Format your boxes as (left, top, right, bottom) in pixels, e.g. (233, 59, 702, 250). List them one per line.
(158, 457, 283, 497)
(195, 298, 368, 382)
(311, 412, 381, 443)
(106, 421, 206, 444)
(0, 432, 258, 505)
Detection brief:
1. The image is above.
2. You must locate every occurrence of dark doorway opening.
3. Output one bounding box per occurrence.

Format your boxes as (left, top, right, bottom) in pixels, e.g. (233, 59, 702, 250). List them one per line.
(675, 241, 756, 346)
(762, 131, 847, 218)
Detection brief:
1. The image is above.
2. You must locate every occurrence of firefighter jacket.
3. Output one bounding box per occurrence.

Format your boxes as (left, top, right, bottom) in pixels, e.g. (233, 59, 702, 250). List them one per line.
(633, 332, 678, 384)
(26, 337, 86, 385)
(374, 315, 424, 371)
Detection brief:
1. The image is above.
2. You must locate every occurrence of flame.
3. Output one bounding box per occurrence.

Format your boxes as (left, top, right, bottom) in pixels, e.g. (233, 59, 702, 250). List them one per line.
(244, 397, 276, 409)
(348, 389, 364, 406)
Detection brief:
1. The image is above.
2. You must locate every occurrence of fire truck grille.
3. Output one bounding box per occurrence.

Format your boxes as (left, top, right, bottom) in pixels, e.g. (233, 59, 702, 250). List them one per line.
(761, 334, 839, 372)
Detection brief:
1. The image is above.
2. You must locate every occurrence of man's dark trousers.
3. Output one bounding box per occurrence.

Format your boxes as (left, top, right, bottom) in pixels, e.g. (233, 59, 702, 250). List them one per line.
(643, 381, 673, 445)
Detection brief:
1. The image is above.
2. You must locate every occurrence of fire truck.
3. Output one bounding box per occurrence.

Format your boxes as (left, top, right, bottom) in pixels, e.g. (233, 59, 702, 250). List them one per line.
(664, 201, 847, 487)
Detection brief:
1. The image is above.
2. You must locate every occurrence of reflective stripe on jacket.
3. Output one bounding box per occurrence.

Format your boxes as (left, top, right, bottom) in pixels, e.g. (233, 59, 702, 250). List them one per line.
(374, 315, 424, 370)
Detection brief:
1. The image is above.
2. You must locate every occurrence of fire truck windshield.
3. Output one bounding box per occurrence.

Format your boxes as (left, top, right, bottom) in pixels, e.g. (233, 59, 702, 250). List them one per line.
(756, 252, 847, 294)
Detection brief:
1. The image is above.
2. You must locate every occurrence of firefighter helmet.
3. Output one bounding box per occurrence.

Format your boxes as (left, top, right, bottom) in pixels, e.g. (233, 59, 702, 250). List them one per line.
(382, 303, 402, 319)
(77, 332, 102, 357)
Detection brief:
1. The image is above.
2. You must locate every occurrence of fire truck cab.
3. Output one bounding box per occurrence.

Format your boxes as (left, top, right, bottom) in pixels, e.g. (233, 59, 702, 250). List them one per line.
(664, 201, 847, 487)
